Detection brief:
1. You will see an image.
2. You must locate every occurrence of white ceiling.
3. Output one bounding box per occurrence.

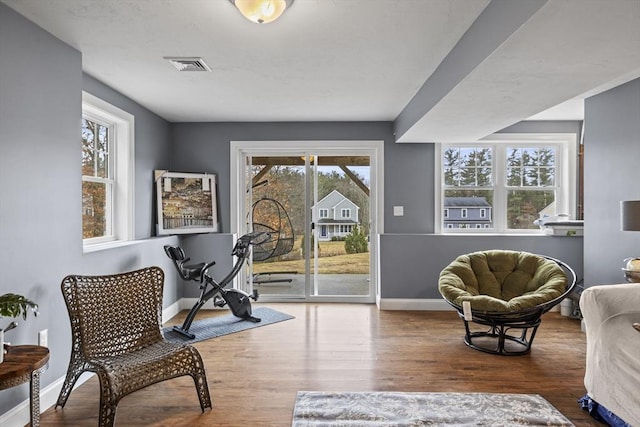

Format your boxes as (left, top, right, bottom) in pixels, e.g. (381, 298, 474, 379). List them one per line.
(3, 0, 639, 142)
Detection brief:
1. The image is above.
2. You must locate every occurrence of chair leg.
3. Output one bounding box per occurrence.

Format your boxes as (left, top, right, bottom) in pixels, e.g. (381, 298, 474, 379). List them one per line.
(56, 371, 80, 409)
(188, 348, 212, 411)
(462, 317, 542, 355)
(97, 373, 118, 427)
(55, 357, 86, 408)
(192, 373, 212, 412)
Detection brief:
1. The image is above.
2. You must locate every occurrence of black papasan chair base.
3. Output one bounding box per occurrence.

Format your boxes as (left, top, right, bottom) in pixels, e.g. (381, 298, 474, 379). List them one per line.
(459, 312, 543, 356)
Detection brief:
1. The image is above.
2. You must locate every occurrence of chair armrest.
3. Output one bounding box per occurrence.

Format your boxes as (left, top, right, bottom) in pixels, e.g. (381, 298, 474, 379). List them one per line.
(579, 283, 640, 426)
(580, 283, 640, 330)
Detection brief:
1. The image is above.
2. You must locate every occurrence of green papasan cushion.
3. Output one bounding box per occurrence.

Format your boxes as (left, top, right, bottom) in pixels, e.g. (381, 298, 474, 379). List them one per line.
(438, 250, 567, 312)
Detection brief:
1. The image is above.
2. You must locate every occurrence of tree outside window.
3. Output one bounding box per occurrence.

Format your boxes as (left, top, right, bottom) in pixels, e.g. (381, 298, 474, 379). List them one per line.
(82, 118, 113, 239)
(81, 92, 134, 248)
(441, 142, 565, 233)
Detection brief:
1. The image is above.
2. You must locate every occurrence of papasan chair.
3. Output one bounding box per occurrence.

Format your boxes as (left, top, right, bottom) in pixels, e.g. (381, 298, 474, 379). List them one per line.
(438, 250, 577, 355)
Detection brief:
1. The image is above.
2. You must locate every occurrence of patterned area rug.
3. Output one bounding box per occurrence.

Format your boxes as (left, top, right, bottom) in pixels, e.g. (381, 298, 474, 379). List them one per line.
(292, 391, 574, 427)
(163, 307, 294, 344)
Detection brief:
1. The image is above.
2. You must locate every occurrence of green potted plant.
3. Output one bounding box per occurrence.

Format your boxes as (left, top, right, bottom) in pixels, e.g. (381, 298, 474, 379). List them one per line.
(1, 293, 38, 363)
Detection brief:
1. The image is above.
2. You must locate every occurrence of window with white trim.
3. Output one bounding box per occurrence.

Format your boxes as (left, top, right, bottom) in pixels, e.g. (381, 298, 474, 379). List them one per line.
(319, 208, 328, 218)
(437, 135, 575, 233)
(82, 92, 134, 247)
(341, 208, 351, 218)
(340, 224, 353, 233)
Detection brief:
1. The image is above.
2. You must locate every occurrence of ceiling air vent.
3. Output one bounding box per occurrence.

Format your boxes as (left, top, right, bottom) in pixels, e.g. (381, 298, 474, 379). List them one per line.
(165, 57, 211, 72)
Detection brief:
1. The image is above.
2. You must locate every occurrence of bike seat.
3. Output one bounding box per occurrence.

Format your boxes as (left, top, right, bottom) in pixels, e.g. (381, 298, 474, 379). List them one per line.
(179, 262, 208, 281)
(164, 245, 214, 283)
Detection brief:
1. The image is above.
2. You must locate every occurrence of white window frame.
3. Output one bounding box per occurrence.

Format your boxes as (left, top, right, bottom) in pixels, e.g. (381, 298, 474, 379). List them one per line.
(340, 224, 353, 233)
(341, 208, 351, 218)
(319, 208, 328, 218)
(435, 133, 576, 234)
(82, 92, 134, 249)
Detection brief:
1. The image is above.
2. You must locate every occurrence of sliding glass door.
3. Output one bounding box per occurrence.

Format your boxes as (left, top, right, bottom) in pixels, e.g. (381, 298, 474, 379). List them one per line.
(231, 141, 382, 303)
(250, 155, 306, 299)
(309, 155, 371, 297)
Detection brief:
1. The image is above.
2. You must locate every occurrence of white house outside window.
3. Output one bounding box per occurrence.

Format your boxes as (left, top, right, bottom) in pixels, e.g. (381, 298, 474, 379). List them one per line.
(82, 92, 134, 248)
(437, 135, 575, 234)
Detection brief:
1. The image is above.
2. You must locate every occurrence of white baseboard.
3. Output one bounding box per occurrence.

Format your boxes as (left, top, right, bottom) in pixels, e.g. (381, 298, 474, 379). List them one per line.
(180, 297, 205, 310)
(161, 299, 183, 325)
(161, 298, 226, 328)
(378, 298, 455, 311)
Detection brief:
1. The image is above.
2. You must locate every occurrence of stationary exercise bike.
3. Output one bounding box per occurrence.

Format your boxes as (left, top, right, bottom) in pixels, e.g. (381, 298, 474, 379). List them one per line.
(164, 232, 269, 339)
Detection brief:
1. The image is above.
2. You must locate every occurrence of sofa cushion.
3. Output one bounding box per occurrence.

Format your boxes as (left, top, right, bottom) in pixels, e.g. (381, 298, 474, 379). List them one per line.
(438, 250, 567, 312)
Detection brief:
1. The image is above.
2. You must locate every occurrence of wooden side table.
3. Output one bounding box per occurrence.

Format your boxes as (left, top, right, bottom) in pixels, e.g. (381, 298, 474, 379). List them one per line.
(0, 345, 50, 427)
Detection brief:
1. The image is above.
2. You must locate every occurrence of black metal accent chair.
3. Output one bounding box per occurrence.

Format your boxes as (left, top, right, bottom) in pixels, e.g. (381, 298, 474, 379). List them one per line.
(438, 250, 577, 355)
(56, 266, 212, 426)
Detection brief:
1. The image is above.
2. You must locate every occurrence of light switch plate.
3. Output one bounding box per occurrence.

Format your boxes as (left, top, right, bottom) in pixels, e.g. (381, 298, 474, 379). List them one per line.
(393, 206, 404, 216)
(38, 329, 48, 347)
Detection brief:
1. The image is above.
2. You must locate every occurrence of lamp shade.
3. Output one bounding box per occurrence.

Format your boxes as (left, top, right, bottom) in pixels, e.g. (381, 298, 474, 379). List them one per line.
(621, 200, 640, 231)
(229, 0, 294, 24)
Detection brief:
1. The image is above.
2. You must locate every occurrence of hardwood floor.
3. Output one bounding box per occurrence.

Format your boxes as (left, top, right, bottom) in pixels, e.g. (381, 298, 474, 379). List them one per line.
(41, 303, 602, 426)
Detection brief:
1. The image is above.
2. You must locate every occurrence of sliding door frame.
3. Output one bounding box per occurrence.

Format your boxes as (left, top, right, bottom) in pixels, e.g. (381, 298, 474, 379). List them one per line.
(230, 140, 384, 303)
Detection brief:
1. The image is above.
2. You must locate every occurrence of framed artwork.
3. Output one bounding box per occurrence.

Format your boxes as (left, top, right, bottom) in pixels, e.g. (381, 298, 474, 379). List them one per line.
(155, 171, 219, 235)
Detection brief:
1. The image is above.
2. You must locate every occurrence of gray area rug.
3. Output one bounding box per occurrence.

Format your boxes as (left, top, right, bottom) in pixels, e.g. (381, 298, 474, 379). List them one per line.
(292, 391, 574, 427)
(163, 306, 294, 344)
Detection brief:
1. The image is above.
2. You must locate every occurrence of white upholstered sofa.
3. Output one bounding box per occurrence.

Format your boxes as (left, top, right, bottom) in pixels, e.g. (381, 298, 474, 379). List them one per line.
(579, 283, 640, 426)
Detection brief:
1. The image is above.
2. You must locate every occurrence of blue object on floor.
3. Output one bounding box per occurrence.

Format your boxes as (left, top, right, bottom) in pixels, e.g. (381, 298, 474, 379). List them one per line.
(163, 306, 294, 344)
(579, 394, 632, 427)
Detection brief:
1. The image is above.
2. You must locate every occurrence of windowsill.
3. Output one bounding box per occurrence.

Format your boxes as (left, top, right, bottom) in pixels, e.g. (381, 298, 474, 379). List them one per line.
(83, 239, 143, 253)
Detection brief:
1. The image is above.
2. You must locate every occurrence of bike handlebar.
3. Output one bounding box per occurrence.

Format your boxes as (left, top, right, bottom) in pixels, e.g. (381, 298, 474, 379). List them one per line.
(232, 231, 271, 258)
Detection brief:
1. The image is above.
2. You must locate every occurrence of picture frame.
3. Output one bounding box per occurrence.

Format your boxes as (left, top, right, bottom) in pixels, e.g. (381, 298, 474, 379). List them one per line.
(155, 170, 219, 235)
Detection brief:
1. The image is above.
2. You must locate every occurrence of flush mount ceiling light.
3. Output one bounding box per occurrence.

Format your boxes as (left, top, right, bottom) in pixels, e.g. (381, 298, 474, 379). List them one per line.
(229, 0, 294, 24)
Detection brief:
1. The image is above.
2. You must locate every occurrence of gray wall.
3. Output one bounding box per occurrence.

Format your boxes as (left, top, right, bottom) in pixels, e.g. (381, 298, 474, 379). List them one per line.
(171, 122, 585, 300)
(380, 234, 583, 299)
(171, 121, 433, 233)
(0, 3, 179, 414)
(178, 233, 235, 299)
(583, 78, 640, 285)
(171, 122, 436, 234)
(381, 116, 585, 299)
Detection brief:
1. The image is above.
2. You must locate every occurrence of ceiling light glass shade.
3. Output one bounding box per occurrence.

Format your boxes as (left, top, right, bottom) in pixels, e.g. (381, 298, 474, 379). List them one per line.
(621, 200, 640, 231)
(229, 0, 294, 24)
